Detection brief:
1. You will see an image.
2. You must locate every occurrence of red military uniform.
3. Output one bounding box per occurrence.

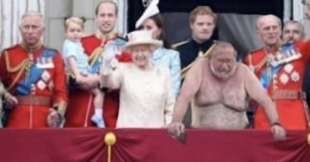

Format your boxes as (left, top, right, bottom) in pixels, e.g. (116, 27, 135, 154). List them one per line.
(0, 44, 68, 128)
(244, 41, 310, 129)
(65, 34, 127, 128)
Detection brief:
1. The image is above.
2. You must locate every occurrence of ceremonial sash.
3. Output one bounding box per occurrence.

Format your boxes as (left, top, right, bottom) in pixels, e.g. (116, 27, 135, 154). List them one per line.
(16, 48, 56, 96)
(259, 65, 280, 89)
(89, 38, 126, 74)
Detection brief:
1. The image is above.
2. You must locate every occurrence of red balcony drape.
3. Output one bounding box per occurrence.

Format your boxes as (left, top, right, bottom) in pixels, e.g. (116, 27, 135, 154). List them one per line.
(0, 129, 309, 162)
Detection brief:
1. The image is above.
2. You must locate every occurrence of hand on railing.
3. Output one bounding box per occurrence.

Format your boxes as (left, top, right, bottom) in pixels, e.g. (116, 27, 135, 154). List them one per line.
(271, 123, 287, 141)
(167, 122, 186, 143)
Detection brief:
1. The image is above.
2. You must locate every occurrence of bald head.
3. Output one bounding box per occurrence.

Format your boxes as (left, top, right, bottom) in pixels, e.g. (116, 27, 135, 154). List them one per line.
(256, 15, 281, 30)
(209, 41, 237, 59)
(209, 42, 237, 80)
(256, 15, 282, 48)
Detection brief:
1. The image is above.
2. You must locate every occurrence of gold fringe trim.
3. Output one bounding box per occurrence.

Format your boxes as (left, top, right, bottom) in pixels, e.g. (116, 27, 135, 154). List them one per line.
(181, 43, 217, 79)
(4, 51, 30, 91)
(89, 47, 104, 66)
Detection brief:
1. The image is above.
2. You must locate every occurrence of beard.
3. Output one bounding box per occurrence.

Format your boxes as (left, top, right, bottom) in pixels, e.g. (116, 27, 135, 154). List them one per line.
(209, 62, 237, 80)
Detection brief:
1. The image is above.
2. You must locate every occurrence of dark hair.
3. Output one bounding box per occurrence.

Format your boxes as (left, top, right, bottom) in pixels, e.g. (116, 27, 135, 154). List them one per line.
(95, 0, 118, 16)
(146, 14, 171, 48)
(283, 20, 305, 39)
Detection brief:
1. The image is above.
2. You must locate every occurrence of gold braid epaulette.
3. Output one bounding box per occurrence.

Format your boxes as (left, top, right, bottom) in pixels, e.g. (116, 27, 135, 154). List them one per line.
(89, 47, 104, 66)
(4, 50, 30, 90)
(247, 51, 268, 73)
(4, 51, 29, 73)
(181, 43, 217, 79)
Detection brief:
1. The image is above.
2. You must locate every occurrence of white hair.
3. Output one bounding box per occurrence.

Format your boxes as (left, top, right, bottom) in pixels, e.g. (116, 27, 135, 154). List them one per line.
(20, 11, 45, 27)
(256, 14, 282, 31)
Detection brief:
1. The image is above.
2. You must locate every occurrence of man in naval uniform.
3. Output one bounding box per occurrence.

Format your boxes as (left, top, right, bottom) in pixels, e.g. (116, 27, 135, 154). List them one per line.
(173, 6, 217, 70)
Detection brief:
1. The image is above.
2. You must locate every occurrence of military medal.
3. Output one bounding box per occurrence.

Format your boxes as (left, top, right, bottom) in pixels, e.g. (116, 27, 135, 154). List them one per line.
(41, 70, 51, 82)
(37, 57, 54, 69)
(291, 71, 300, 82)
(46, 57, 55, 68)
(31, 84, 36, 92)
(275, 52, 283, 61)
(37, 80, 47, 90)
(284, 64, 293, 73)
(279, 74, 289, 85)
(48, 82, 54, 91)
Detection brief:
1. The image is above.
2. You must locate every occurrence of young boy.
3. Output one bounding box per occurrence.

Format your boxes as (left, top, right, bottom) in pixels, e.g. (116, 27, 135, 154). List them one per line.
(63, 17, 105, 128)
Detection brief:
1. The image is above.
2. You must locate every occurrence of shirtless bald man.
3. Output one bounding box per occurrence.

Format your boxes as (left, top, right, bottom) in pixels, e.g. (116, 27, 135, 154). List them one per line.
(168, 42, 286, 140)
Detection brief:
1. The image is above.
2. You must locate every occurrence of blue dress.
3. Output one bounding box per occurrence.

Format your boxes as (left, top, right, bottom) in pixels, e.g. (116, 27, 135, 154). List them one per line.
(151, 47, 181, 96)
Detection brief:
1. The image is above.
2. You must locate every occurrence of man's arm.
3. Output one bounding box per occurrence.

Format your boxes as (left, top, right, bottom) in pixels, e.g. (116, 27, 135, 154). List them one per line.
(171, 59, 204, 123)
(52, 52, 68, 117)
(243, 64, 286, 140)
(168, 59, 204, 137)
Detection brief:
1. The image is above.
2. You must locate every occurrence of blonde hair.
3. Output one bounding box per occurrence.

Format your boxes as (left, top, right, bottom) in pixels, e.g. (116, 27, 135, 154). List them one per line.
(189, 6, 217, 24)
(64, 17, 85, 31)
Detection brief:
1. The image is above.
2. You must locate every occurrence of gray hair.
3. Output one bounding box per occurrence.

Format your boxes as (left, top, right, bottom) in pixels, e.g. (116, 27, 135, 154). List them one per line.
(209, 41, 237, 58)
(20, 11, 45, 27)
(256, 14, 282, 31)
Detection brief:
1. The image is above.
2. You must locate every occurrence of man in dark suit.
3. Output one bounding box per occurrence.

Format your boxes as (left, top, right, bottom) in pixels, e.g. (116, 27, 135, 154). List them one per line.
(173, 6, 217, 70)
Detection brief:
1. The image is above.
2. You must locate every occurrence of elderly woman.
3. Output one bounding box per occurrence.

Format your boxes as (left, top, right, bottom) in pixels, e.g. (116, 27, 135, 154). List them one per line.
(168, 42, 286, 140)
(101, 30, 175, 128)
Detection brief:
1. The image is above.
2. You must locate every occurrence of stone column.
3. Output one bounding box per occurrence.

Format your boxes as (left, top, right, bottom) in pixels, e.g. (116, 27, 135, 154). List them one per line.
(45, 0, 72, 51)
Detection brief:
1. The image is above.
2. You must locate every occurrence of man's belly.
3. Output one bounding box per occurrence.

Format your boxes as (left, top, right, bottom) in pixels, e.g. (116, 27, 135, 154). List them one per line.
(191, 103, 248, 129)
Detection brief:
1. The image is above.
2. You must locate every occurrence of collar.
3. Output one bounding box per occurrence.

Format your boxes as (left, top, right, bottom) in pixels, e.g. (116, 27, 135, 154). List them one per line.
(95, 31, 118, 44)
(263, 41, 282, 55)
(20, 41, 43, 53)
(190, 39, 214, 52)
(152, 47, 165, 60)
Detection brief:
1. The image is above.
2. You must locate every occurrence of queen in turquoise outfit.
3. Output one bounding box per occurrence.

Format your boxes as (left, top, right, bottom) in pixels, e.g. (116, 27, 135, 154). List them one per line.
(140, 14, 181, 97)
